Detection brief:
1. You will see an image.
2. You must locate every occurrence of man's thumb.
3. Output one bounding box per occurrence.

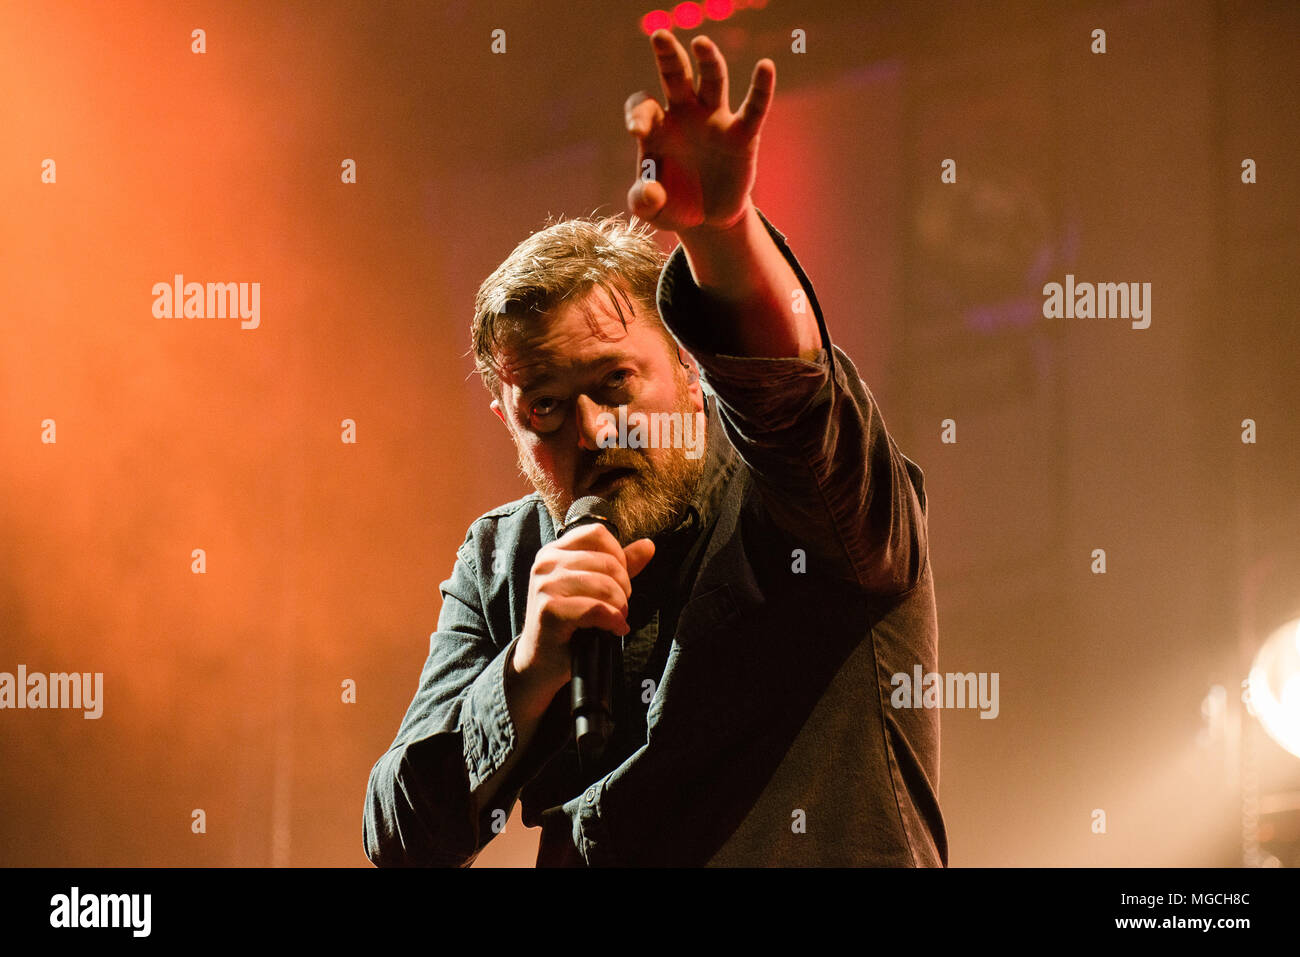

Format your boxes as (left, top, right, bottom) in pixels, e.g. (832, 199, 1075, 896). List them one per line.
(624, 538, 656, 579)
(627, 178, 667, 221)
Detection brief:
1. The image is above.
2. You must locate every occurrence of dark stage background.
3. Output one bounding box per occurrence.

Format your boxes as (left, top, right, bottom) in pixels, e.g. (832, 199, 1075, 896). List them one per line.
(2, 0, 1297, 866)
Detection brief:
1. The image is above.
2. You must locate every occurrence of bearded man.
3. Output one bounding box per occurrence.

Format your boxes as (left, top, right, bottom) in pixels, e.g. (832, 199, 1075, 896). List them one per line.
(364, 29, 946, 867)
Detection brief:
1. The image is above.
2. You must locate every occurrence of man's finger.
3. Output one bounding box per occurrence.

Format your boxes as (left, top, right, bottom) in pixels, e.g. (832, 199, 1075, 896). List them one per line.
(556, 521, 622, 557)
(627, 177, 667, 221)
(735, 58, 776, 138)
(650, 28, 695, 108)
(690, 35, 729, 112)
(623, 91, 664, 138)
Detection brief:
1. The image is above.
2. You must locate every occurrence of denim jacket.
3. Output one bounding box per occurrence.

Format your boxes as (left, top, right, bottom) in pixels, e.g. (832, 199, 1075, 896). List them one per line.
(364, 210, 947, 866)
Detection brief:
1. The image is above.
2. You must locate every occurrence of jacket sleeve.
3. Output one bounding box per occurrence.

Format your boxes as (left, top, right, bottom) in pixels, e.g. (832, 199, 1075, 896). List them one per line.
(655, 207, 928, 597)
(363, 536, 539, 866)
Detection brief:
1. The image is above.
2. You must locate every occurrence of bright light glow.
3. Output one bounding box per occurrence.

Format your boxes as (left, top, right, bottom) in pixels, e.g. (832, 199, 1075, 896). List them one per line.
(704, 0, 735, 20)
(1282, 673, 1300, 712)
(673, 2, 704, 29)
(640, 10, 672, 34)
(1248, 616, 1300, 760)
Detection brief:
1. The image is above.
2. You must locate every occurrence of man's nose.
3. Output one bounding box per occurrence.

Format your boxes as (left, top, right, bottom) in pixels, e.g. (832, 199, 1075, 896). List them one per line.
(574, 394, 612, 452)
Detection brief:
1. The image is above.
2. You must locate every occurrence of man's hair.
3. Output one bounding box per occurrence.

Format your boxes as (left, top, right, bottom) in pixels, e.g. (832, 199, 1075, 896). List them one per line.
(471, 213, 677, 398)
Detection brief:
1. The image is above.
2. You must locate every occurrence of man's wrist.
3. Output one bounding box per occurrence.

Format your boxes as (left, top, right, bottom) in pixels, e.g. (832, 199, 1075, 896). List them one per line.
(506, 641, 567, 722)
(669, 203, 817, 359)
(676, 197, 756, 247)
(675, 200, 769, 302)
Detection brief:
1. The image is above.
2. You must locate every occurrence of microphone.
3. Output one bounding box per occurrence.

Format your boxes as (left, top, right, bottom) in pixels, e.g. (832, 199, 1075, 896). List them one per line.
(560, 496, 621, 769)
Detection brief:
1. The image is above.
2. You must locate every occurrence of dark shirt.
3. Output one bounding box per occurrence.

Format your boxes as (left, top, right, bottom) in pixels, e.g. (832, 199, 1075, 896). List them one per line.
(363, 209, 947, 866)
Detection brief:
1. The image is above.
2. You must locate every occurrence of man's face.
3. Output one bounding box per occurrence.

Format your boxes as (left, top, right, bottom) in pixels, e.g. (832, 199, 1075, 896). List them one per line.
(490, 286, 707, 543)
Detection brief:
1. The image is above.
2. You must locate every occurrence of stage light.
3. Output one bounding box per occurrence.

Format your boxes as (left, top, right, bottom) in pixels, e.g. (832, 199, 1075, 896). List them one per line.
(640, 10, 672, 34)
(1247, 616, 1300, 760)
(673, 3, 704, 29)
(704, 0, 735, 20)
(643, 0, 742, 34)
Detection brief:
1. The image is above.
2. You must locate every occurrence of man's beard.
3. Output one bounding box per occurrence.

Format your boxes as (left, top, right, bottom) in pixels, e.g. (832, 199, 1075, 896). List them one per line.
(520, 383, 706, 544)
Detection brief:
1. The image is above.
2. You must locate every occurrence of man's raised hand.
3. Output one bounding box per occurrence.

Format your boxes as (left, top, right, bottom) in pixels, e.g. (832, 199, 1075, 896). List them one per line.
(625, 29, 775, 236)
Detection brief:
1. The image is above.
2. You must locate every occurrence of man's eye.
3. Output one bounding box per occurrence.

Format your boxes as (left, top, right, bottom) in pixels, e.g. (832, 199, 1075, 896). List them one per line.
(605, 370, 632, 389)
(528, 397, 567, 433)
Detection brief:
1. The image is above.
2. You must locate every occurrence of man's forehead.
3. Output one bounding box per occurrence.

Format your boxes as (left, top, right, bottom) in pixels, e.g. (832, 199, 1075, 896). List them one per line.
(499, 344, 639, 391)
(496, 288, 656, 387)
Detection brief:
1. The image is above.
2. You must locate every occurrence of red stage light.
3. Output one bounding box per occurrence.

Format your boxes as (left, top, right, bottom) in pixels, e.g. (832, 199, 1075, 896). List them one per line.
(672, 3, 704, 29)
(704, 0, 734, 20)
(640, 10, 672, 34)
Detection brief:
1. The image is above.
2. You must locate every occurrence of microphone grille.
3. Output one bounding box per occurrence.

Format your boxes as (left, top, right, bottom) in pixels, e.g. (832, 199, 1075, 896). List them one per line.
(561, 496, 620, 541)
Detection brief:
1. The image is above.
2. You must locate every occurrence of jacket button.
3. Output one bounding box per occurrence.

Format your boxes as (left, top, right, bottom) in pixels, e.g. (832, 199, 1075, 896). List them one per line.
(585, 787, 597, 804)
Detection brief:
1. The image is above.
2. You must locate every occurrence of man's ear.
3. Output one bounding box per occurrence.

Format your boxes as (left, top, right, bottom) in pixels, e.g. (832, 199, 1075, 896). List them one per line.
(678, 346, 704, 411)
(490, 397, 508, 427)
